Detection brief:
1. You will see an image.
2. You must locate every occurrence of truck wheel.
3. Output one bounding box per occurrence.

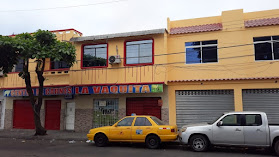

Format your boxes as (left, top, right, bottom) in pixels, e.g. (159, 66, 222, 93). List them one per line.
(189, 135, 209, 152)
(94, 133, 108, 147)
(146, 135, 160, 149)
(275, 140, 279, 156)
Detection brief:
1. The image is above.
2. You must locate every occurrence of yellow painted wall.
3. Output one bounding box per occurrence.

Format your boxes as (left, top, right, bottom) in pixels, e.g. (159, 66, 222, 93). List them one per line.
(167, 9, 279, 125)
(70, 33, 168, 85)
(167, 9, 279, 81)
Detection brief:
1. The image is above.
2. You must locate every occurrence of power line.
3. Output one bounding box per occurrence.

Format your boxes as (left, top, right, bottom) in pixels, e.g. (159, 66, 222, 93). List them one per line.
(0, 0, 128, 12)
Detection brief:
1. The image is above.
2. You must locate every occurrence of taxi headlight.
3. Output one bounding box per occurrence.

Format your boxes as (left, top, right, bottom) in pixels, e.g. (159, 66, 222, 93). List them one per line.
(88, 130, 91, 134)
(181, 127, 187, 132)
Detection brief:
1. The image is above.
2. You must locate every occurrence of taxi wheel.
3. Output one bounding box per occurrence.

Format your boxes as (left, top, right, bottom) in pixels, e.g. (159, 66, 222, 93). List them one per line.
(94, 133, 108, 147)
(189, 135, 209, 152)
(146, 135, 160, 149)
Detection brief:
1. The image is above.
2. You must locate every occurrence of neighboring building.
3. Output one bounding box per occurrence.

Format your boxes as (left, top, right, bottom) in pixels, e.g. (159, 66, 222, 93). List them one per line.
(1, 9, 279, 132)
(167, 9, 279, 127)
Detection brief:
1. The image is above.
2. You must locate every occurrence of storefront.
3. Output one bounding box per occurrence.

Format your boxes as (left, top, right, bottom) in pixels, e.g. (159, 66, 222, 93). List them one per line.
(3, 83, 168, 132)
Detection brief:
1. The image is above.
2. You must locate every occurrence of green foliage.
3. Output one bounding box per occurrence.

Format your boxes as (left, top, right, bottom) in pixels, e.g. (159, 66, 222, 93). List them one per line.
(83, 55, 107, 67)
(0, 36, 19, 73)
(0, 29, 76, 74)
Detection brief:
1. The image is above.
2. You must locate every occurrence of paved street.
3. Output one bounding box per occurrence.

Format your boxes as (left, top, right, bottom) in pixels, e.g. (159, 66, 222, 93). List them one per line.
(0, 138, 275, 157)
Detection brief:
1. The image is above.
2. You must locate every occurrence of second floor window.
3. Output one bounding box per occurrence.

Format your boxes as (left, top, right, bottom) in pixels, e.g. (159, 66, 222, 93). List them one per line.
(51, 59, 69, 70)
(254, 36, 279, 61)
(125, 39, 153, 65)
(13, 59, 24, 72)
(185, 40, 218, 64)
(82, 44, 107, 68)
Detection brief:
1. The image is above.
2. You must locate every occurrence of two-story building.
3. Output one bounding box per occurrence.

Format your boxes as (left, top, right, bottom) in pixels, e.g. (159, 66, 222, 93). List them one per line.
(167, 9, 279, 127)
(1, 8, 279, 132)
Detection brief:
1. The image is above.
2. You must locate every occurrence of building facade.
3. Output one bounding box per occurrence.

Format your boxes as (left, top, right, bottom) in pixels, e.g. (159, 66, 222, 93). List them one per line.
(167, 9, 279, 127)
(1, 9, 279, 131)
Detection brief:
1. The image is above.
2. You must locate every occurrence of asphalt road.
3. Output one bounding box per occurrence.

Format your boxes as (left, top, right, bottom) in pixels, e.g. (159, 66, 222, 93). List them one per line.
(0, 138, 276, 157)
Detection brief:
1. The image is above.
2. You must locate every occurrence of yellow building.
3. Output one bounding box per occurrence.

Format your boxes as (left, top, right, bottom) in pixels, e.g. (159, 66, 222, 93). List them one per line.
(167, 9, 279, 127)
(1, 8, 279, 131)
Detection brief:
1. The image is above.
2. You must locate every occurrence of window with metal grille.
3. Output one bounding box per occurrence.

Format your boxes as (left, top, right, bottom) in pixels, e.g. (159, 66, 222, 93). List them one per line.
(93, 99, 119, 128)
(185, 40, 218, 64)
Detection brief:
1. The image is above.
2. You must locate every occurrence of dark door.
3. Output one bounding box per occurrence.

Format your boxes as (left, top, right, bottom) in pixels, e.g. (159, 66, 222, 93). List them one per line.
(45, 100, 61, 130)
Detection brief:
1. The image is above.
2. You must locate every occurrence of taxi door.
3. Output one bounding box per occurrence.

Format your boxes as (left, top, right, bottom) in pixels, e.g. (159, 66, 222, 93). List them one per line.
(131, 117, 153, 141)
(110, 117, 135, 141)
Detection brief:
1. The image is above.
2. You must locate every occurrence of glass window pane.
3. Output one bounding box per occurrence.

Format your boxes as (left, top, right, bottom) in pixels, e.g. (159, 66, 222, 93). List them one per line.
(254, 43, 272, 60)
(15, 59, 24, 72)
(134, 117, 152, 126)
(245, 115, 262, 126)
(185, 41, 200, 47)
(202, 40, 217, 45)
(254, 36, 271, 42)
(150, 116, 165, 125)
(83, 45, 107, 67)
(186, 47, 201, 64)
(274, 41, 279, 59)
(139, 43, 152, 64)
(127, 40, 152, 45)
(117, 117, 134, 126)
(126, 45, 139, 64)
(272, 36, 279, 40)
(222, 115, 240, 126)
(202, 46, 218, 63)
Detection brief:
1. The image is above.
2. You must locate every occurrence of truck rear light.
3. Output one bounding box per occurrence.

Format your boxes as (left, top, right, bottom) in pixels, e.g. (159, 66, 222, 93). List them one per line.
(171, 129, 175, 132)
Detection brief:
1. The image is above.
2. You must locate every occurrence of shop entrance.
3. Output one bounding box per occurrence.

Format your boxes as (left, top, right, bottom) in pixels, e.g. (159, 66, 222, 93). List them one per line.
(126, 97, 161, 119)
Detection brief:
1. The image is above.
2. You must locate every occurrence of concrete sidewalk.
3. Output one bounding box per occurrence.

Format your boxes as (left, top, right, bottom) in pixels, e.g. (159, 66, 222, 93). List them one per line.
(0, 129, 88, 141)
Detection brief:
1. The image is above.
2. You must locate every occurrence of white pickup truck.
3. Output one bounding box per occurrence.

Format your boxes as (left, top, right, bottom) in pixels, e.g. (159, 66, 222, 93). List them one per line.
(178, 111, 279, 156)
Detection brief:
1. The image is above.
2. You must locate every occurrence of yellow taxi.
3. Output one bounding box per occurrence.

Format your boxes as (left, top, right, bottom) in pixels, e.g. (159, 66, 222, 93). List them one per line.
(87, 115, 178, 149)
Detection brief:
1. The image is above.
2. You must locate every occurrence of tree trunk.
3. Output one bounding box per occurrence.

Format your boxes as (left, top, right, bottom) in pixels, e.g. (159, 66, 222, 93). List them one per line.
(23, 59, 47, 136)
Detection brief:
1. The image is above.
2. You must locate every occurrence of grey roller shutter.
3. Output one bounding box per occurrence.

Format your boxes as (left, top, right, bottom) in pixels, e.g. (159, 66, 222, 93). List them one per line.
(176, 90, 234, 128)
(243, 89, 279, 124)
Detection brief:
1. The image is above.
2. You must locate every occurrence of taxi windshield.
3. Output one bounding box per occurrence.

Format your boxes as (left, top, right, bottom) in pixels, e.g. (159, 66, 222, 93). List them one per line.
(150, 116, 165, 125)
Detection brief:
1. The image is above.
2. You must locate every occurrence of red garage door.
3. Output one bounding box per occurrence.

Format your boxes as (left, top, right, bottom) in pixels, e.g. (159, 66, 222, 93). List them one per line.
(13, 100, 35, 129)
(126, 97, 161, 119)
(45, 100, 61, 130)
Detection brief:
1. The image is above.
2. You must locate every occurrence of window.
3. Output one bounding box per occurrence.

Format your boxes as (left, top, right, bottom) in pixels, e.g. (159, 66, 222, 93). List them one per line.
(134, 117, 152, 126)
(245, 114, 262, 126)
(185, 40, 218, 64)
(254, 36, 279, 61)
(13, 59, 24, 72)
(82, 44, 107, 68)
(125, 39, 153, 65)
(150, 116, 165, 125)
(221, 114, 241, 126)
(117, 117, 134, 126)
(50, 59, 69, 70)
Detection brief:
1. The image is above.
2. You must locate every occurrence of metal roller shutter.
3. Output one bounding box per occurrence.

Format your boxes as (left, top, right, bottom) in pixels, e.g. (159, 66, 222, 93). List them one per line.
(243, 89, 279, 124)
(176, 90, 234, 128)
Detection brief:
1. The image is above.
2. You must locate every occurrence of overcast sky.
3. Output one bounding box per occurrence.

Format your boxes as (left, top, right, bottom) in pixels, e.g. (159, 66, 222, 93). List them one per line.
(1, 0, 279, 36)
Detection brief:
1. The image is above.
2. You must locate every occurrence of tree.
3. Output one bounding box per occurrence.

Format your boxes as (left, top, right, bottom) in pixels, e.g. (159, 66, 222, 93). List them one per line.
(0, 30, 76, 135)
